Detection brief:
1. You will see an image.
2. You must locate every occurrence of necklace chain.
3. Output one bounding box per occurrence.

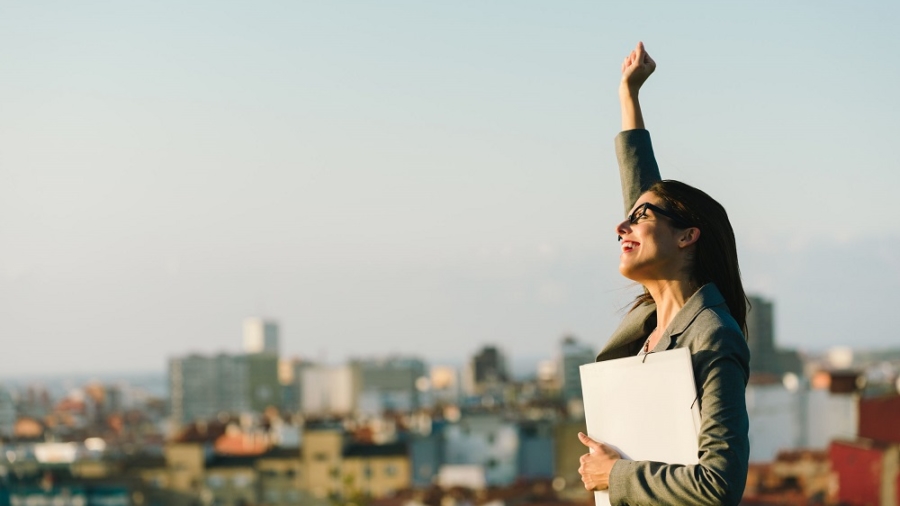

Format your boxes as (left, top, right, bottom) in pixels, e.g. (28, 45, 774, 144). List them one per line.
(643, 327, 659, 353)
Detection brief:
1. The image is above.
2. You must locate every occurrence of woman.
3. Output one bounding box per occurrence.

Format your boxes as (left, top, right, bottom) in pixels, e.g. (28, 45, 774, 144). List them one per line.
(576, 42, 751, 505)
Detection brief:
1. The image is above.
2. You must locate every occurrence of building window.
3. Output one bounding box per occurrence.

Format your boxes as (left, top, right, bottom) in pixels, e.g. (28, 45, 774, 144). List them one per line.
(384, 464, 397, 477)
(232, 474, 253, 488)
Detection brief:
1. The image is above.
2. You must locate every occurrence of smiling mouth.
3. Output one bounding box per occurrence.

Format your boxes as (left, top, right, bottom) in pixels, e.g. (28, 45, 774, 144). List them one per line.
(621, 240, 639, 253)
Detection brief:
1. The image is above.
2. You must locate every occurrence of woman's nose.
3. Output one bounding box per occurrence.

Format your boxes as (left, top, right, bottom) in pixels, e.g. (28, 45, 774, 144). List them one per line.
(615, 219, 630, 241)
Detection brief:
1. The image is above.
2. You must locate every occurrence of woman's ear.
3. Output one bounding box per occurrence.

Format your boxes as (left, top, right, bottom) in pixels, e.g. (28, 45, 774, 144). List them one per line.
(678, 227, 701, 248)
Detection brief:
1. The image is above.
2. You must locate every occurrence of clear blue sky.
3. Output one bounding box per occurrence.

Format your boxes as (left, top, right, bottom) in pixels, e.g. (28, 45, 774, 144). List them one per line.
(2, 1, 899, 376)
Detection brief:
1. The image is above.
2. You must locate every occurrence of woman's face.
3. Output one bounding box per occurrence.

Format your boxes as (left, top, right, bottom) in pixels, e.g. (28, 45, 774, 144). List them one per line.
(615, 192, 686, 282)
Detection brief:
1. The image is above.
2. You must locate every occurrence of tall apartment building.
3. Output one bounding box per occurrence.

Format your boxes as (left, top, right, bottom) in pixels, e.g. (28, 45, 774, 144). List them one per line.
(169, 353, 249, 425)
(464, 345, 509, 396)
(245, 353, 280, 413)
(747, 296, 777, 374)
(559, 336, 595, 401)
(170, 317, 284, 424)
(746, 295, 802, 376)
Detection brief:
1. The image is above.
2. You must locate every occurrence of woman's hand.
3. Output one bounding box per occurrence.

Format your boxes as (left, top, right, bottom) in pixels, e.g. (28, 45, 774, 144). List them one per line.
(577, 432, 622, 491)
(618, 41, 655, 130)
(620, 41, 656, 96)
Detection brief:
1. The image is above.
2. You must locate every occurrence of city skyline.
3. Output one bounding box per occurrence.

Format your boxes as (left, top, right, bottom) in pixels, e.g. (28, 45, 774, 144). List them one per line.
(2, 1, 900, 376)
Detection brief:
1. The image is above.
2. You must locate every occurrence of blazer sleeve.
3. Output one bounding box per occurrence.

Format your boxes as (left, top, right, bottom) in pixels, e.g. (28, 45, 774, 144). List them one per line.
(615, 129, 662, 216)
(607, 324, 751, 506)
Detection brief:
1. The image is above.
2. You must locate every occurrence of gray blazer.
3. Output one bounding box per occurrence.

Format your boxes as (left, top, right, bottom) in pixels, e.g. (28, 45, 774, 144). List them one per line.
(598, 129, 750, 506)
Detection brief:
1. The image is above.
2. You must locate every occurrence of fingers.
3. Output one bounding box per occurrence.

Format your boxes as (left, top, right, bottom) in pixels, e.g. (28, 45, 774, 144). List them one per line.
(578, 458, 592, 490)
(621, 43, 651, 76)
(578, 432, 603, 451)
(622, 52, 635, 74)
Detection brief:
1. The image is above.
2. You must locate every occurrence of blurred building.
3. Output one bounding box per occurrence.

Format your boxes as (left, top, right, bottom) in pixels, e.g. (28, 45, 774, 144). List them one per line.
(170, 354, 233, 424)
(242, 317, 279, 354)
(245, 353, 280, 413)
(554, 418, 588, 494)
(299, 358, 427, 416)
(746, 370, 860, 462)
(811, 371, 859, 448)
(410, 420, 446, 488)
(746, 295, 802, 376)
(170, 352, 283, 425)
(559, 336, 594, 402)
(858, 394, 900, 444)
(0, 385, 15, 439)
(301, 426, 411, 500)
(169, 318, 285, 425)
(746, 296, 776, 373)
(830, 394, 900, 506)
(746, 379, 803, 462)
(516, 419, 555, 480)
(464, 345, 509, 396)
(301, 365, 357, 416)
(17, 384, 52, 418)
(443, 413, 519, 486)
(279, 358, 314, 414)
(354, 357, 427, 414)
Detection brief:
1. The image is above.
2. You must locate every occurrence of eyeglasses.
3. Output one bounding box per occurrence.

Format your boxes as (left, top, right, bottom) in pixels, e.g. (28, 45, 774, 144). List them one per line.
(625, 202, 693, 229)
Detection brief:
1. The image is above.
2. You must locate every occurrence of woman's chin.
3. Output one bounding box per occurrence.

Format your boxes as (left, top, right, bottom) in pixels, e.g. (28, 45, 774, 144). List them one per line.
(618, 264, 638, 281)
(619, 264, 650, 284)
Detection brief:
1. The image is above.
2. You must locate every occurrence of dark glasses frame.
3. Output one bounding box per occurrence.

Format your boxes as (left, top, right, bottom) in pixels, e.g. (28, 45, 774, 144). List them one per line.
(618, 202, 693, 241)
(628, 202, 692, 229)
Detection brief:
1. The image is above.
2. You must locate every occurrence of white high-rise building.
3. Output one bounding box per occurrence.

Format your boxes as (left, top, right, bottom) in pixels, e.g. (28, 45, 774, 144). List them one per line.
(243, 317, 279, 354)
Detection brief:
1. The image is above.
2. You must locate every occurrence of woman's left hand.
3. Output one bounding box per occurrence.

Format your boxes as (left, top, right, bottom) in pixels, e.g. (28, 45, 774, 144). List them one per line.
(577, 432, 622, 491)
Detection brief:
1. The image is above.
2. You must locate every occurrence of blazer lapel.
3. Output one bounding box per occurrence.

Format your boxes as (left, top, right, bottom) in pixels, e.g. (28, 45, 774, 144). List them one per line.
(596, 302, 657, 362)
(597, 284, 726, 361)
(666, 284, 725, 339)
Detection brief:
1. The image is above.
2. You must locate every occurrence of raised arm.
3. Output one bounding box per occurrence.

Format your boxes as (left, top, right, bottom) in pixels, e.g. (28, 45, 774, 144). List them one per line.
(620, 41, 655, 131)
(616, 42, 661, 215)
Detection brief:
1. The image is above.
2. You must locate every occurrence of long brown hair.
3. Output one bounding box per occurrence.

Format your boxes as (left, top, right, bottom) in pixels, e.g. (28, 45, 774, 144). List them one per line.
(630, 180, 748, 335)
